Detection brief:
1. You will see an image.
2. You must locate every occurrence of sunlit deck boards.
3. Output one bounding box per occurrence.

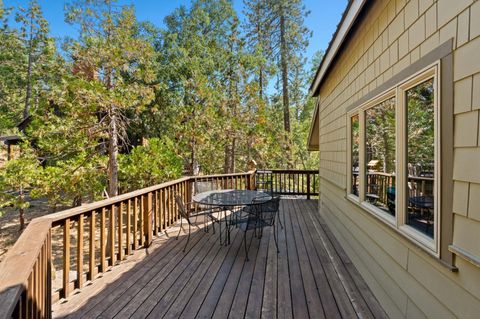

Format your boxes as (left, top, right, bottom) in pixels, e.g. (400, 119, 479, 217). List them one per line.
(52, 199, 388, 319)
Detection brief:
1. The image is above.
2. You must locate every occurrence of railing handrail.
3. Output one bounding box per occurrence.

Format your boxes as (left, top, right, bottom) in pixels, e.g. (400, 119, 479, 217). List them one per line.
(192, 171, 254, 179)
(0, 218, 52, 319)
(46, 176, 192, 223)
(0, 169, 317, 319)
(257, 169, 318, 173)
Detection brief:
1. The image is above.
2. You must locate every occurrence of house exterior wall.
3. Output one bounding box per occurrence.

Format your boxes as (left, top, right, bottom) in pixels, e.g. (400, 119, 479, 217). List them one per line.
(316, 0, 480, 318)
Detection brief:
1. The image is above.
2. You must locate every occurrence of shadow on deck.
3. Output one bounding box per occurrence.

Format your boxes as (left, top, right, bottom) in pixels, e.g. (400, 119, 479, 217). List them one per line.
(52, 199, 388, 319)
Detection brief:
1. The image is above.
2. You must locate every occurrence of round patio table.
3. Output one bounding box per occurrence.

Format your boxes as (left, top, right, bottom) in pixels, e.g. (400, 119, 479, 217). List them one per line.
(192, 189, 271, 207)
(192, 189, 272, 245)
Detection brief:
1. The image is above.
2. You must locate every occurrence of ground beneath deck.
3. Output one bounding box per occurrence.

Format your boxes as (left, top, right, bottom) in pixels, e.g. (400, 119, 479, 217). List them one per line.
(53, 199, 388, 319)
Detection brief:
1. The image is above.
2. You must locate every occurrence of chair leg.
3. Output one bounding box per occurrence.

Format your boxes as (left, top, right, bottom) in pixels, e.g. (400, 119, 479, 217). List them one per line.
(277, 214, 284, 229)
(219, 215, 222, 245)
(183, 223, 191, 252)
(211, 216, 216, 234)
(176, 218, 183, 240)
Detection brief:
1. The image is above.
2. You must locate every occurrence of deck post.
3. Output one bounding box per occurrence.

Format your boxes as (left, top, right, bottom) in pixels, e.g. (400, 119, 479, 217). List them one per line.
(186, 180, 193, 213)
(247, 170, 256, 190)
(144, 193, 153, 246)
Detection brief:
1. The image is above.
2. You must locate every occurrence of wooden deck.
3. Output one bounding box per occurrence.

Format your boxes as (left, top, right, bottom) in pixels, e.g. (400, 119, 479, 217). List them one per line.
(52, 199, 388, 319)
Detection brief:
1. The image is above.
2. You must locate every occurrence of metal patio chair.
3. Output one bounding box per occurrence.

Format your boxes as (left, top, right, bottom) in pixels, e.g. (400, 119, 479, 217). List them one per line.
(230, 196, 281, 261)
(174, 194, 218, 252)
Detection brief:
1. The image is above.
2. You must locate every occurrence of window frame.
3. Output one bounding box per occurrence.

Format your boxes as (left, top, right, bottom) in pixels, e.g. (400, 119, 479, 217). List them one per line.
(346, 63, 440, 256)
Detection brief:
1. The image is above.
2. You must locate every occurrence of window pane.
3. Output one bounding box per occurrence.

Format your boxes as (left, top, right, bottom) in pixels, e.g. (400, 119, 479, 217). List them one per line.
(365, 97, 396, 215)
(351, 115, 359, 196)
(406, 79, 435, 238)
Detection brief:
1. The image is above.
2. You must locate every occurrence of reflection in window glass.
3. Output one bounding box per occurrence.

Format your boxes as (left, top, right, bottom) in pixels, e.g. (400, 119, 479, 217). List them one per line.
(365, 97, 396, 215)
(351, 115, 359, 196)
(406, 79, 435, 238)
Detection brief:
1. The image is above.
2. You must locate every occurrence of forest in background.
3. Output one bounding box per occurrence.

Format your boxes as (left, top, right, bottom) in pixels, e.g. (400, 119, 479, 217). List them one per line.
(0, 0, 320, 224)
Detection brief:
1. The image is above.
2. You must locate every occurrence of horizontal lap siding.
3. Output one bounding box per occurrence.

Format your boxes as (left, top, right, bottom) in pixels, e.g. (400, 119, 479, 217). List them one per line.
(317, 0, 480, 318)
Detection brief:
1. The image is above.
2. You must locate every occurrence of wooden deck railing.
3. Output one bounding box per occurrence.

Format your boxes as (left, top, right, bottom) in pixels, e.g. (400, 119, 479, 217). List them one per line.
(0, 169, 317, 319)
(256, 169, 319, 199)
(353, 171, 434, 205)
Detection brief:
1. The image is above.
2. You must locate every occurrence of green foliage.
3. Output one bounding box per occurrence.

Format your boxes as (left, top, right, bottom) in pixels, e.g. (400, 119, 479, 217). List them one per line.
(0, 145, 39, 222)
(119, 137, 182, 192)
(407, 79, 435, 170)
(366, 98, 396, 173)
(31, 154, 106, 208)
(64, 0, 156, 196)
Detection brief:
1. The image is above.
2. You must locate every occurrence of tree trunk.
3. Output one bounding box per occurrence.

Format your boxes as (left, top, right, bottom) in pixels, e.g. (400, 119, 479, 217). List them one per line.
(190, 136, 196, 175)
(280, 11, 290, 133)
(223, 137, 236, 174)
(108, 107, 119, 197)
(259, 67, 264, 100)
(24, 19, 34, 120)
(279, 8, 293, 167)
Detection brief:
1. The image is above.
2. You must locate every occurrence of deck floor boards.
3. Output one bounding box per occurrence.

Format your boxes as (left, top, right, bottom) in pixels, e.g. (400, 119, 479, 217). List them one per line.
(53, 199, 388, 319)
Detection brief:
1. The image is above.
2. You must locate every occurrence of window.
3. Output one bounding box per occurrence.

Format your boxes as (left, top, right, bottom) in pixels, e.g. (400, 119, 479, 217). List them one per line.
(347, 65, 439, 254)
(405, 79, 435, 238)
(365, 97, 396, 215)
(351, 115, 359, 196)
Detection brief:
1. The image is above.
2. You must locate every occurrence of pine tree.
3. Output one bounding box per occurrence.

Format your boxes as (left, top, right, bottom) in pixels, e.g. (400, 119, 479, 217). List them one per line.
(243, 0, 274, 101)
(159, 0, 239, 174)
(64, 0, 156, 197)
(0, 0, 56, 130)
(15, 0, 57, 121)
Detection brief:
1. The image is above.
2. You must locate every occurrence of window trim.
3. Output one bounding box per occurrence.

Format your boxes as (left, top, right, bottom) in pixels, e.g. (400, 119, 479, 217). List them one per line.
(346, 63, 440, 256)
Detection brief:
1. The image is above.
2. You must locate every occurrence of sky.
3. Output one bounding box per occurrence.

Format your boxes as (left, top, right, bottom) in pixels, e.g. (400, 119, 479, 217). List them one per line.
(4, 0, 348, 66)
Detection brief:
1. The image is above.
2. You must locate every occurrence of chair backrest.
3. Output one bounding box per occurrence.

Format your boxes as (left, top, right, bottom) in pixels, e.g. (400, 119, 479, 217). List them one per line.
(255, 180, 273, 194)
(252, 196, 280, 226)
(174, 194, 189, 220)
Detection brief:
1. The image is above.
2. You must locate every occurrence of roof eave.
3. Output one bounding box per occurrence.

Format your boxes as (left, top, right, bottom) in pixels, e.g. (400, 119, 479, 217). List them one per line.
(309, 0, 367, 97)
(307, 100, 320, 151)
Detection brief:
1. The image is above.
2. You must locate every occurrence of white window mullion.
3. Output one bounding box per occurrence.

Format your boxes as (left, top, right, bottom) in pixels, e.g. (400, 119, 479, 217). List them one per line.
(347, 114, 352, 196)
(359, 111, 366, 203)
(396, 86, 406, 228)
(434, 65, 441, 252)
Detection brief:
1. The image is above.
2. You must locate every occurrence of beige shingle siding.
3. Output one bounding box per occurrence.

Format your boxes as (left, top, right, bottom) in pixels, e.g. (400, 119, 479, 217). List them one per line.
(317, 0, 480, 317)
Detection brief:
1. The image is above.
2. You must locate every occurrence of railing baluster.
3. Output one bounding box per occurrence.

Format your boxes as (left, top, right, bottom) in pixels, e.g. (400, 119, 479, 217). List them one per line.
(174, 185, 179, 221)
(118, 202, 124, 261)
(28, 269, 33, 317)
(144, 193, 153, 246)
(39, 249, 43, 318)
(139, 196, 144, 246)
(133, 197, 138, 249)
(40, 242, 45, 318)
(89, 211, 96, 281)
(307, 173, 311, 199)
(77, 214, 84, 289)
(170, 187, 174, 224)
(63, 218, 70, 298)
(126, 200, 132, 255)
(160, 189, 165, 230)
(100, 208, 106, 273)
(34, 259, 39, 318)
(47, 230, 52, 318)
(155, 191, 160, 236)
(109, 204, 115, 266)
